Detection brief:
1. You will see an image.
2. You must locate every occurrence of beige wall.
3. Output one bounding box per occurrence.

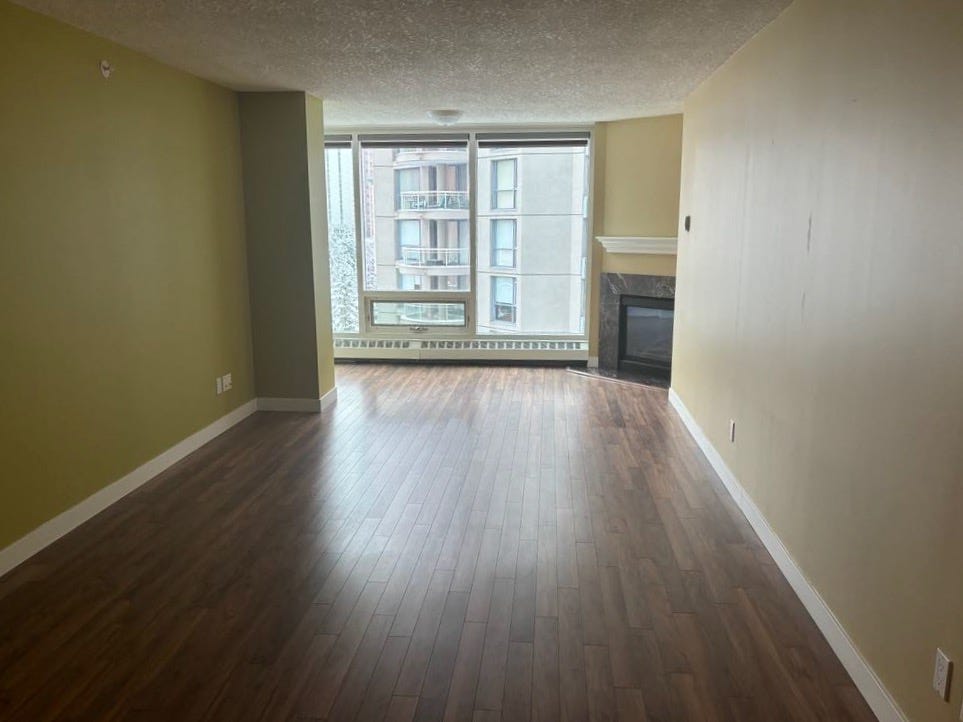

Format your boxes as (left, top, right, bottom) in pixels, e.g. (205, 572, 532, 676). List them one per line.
(589, 115, 682, 355)
(0, 2, 254, 549)
(673, 1, 963, 720)
(238, 92, 336, 401)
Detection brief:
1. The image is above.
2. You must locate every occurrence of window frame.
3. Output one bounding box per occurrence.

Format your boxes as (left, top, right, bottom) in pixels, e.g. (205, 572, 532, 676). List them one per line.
(324, 130, 592, 340)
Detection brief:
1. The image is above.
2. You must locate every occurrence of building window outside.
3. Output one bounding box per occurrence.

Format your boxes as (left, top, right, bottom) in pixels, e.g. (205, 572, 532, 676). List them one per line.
(491, 219, 517, 268)
(492, 276, 517, 324)
(396, 219, 421, 263)
(492, 158, 517, 209)
(397, 271, 421, 291)
(395, 167, 419, 210)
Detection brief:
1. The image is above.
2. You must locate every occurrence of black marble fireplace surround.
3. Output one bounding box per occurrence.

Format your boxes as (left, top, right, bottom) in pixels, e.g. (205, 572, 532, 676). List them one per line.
(598, 272, 676, 371)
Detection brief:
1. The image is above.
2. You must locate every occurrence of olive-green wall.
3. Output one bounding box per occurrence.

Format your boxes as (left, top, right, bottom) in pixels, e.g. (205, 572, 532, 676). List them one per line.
(674, 1, 963, 720)
(589, 115, 683, 356)
(238, 92, 333, 401)
(0, 2, 255, 549)
(305, 96, 337, 397)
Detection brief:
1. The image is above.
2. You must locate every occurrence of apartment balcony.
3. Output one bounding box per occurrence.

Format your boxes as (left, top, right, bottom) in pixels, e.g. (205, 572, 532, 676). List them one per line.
(398, 191, 469, 213)
(396, 247, 470, 276)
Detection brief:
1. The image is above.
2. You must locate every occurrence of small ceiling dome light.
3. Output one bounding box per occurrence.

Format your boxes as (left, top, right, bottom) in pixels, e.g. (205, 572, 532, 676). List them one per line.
(427, 109, 463, 126)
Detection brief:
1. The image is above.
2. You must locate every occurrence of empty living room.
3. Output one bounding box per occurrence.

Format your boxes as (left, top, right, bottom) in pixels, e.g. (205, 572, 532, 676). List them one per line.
(1, 1, 960, 720)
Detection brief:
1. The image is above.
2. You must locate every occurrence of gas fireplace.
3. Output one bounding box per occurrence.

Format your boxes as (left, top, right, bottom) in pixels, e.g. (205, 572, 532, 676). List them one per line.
(618, 295, 674, 379)
(598, 272, 675, 382)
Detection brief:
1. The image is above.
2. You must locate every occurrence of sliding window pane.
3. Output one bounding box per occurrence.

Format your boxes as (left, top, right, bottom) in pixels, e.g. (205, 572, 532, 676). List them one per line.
(324, 145, 360, 332)
(361, 143, 470, 292)
(477, 142, 589, 335)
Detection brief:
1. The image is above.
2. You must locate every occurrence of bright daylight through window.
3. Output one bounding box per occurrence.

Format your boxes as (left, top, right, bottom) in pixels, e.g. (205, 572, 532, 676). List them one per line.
(324, 132, 589, 338)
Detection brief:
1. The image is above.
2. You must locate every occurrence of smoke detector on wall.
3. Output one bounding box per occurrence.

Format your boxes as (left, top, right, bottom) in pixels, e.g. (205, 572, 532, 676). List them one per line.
(427, 109, 463, 126)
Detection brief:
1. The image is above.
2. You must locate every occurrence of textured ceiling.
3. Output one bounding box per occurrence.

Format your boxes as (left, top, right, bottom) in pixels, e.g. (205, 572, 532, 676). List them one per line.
(14, 0, 791, 127)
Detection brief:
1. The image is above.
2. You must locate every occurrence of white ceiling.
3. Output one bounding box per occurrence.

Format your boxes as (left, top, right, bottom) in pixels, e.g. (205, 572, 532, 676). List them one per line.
(15, 0, 791, 127)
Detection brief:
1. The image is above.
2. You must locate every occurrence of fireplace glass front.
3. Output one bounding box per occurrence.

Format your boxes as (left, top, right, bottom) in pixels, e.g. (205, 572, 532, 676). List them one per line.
(619, 295, 674, 379)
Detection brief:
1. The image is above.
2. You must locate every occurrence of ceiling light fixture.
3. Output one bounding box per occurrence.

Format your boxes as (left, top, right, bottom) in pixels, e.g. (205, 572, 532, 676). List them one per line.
(427, 109, 463, 126)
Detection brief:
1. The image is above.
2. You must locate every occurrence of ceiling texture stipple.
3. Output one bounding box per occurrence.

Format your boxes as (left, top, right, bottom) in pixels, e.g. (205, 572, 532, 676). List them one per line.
(13, 0, 791, 127)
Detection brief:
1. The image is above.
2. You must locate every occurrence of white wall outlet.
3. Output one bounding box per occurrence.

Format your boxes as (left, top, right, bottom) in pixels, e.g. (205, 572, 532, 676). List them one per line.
(215, 377, 223, 395)
(934, 647, 952, 700)
(728, 419, 736, 443)
(222, 372, 232, 391)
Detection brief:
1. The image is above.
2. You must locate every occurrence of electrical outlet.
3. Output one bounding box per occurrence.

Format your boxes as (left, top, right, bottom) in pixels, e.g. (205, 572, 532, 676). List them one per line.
(215, 377, 223, 395)
(934, 648, 952, 701)
(223, 372, 232, 391)
(728, 419, 736, 443)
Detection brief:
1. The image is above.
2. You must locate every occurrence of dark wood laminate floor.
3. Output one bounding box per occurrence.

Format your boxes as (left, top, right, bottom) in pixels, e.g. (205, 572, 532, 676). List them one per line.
(0, 364, 876, 722)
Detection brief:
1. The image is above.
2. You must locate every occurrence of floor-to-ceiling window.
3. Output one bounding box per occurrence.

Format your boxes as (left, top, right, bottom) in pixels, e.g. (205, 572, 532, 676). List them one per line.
(475, 134, 589, 335)
(324, 138, 360, 333)
(323, 131, 590, 355)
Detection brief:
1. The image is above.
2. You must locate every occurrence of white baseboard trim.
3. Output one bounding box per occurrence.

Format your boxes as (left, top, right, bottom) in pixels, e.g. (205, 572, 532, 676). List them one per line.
(0, 399, 258, 580)
(256, 386, 337, 413)
(587, 355, 599, 368)
(667, 388, 907, 722)
(319, 386, 338, 411)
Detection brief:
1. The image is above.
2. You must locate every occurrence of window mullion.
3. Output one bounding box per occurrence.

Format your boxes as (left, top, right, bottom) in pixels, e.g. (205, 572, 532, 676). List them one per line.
(351, 134, 368, 332)
(467, 133, 478, 336)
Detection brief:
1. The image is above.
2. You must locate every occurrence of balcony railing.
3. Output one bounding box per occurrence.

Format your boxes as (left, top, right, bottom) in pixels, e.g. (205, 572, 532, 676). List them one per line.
(398, 191, 469, 211)
(398, 247, 469, 267)
(401, 303, 466, 325)
(371, 300, 467, 327)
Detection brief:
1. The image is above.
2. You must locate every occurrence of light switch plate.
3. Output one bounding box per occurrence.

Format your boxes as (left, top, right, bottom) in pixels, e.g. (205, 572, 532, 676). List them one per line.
(223, 372, 232, 391)
(215, 377, 223, 395)
(934, 648, 952, 700)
